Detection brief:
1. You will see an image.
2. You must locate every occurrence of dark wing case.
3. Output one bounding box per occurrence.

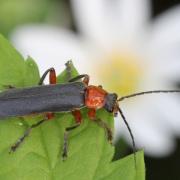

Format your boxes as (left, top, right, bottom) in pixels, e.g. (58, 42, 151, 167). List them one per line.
(0, 82, 86, 119)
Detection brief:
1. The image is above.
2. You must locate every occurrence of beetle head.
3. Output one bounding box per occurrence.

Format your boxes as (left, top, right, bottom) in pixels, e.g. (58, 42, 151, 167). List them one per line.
(104, 93, 119, 116)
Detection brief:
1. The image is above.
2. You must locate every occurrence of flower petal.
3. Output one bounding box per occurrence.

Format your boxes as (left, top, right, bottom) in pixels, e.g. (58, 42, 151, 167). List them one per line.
(148, 44, 180, 82)
(71, 0, 110, 47)
(147, 6, 180, 81)
(152, 95, 180, 136)
(10, 25, 92, 75)
(115, 102, 175, 156)
(150, 6, 180, 50)
(115, 0, 150, 41)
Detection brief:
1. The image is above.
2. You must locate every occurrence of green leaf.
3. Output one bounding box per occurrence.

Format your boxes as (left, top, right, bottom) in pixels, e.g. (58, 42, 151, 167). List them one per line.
(0, 0, 50, 36)
(0, 0, 71, 36)
(57, 60, 79, 83)
(0, 34, 26, 89)
(0, 34, 145, 180)
(24, 56, 40, 87)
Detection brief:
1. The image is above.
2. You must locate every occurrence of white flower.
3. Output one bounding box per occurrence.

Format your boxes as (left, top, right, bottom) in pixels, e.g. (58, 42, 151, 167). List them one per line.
(10, 0, 180, 157)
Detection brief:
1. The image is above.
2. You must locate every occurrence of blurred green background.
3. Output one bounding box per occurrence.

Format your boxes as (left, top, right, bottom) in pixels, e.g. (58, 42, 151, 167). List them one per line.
(0, 0, 72, 37)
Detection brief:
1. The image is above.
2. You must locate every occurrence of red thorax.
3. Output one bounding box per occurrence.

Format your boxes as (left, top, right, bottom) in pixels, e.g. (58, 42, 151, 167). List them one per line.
(85, 85, 107, 109)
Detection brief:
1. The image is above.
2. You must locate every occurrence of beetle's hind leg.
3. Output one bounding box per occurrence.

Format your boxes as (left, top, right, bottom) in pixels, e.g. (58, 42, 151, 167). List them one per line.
(62, 110, 82, 160)
(62, 123, 80, 160)
(10, 118, 48, 153)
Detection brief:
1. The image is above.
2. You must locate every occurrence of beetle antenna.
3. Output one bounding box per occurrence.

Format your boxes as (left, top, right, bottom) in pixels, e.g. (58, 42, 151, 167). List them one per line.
(118, 90, 180, 101)
(118, 107, 137, 169)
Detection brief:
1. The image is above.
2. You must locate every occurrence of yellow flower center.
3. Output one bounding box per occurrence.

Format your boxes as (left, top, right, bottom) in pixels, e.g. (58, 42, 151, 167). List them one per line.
(97, 53, 144, 96)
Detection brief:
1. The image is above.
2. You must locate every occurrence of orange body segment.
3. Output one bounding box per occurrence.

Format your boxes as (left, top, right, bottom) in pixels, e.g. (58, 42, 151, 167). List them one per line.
(85, 85, 107, 109)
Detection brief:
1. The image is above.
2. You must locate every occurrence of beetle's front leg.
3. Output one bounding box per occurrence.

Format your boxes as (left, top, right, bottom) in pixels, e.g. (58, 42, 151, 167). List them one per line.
(88, 108, 113, 144)
(62, 110, 82, 160)
(93, 118, 113, 144)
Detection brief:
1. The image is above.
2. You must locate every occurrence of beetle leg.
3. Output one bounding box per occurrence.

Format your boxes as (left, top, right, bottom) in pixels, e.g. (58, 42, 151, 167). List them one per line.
(62, 110, 82, 160)
(38, 61, 74, 85)
(2, 85, 16, 89)
(39, 68, 57, 119)
(72, 110, 83, 123)
(62, 123, 80, 160)
(87, 108, 113, 144)
(46, 112, 55, 120)
(83, 75, 89, 86)
(88, 108, 96, 119)
(10, 118, 48, 153)
(38, 67, 56, 85)
(93, 118, 113, 144)
(69, 74, 90, 86)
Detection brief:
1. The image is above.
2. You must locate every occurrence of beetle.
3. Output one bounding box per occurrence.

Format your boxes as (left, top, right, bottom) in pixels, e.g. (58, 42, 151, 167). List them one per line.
(1, 61, 180, 162)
